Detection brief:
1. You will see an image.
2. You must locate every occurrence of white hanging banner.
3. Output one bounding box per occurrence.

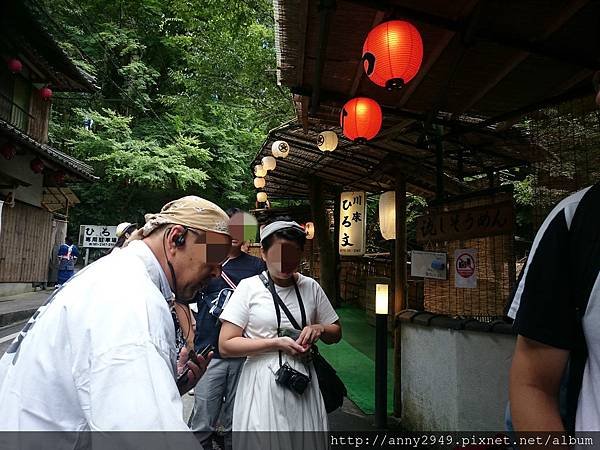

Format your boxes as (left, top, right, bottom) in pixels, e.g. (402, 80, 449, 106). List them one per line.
(0, 200, 4, 238)
(454, 248, 477, 288)
(338, 191, 366, 256)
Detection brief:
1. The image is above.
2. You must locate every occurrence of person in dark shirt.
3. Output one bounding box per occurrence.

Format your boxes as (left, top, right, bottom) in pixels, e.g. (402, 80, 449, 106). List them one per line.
(188, 208, 265, 450)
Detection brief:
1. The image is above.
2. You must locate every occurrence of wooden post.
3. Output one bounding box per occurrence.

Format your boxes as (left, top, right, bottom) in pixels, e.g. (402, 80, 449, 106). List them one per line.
(393, 173, 407, 417)
(308, 177, 337, 306)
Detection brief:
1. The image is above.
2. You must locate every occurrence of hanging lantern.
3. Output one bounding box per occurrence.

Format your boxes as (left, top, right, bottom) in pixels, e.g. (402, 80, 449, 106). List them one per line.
(317, 131, 338, 152)
(0, 143, 16, 160)
(53, 171, 66, 185)
(254, 164, 267, 178)
(257, 191, 268, 203)
(40, 87, 53, 101)
(271, 140, 290, 158)
(305, 222, 315, 240)
(379, 191, 396, 240)
(30, 158, 45, 174)
(7, 58, 23, 74)
(362, 20, 423, 90)
(262, 156, 276, 171)
(340, 97, 382, 143)
(254, 177, 266, 189)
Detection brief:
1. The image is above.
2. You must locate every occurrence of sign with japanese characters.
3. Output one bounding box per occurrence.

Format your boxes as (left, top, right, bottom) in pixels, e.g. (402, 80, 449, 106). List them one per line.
(338, 191, 366, 256)
(454, 248, 477, 288)
(415, 201, 514, 242)
(79, 225, 118, 249)
(410, 251, 447, 280)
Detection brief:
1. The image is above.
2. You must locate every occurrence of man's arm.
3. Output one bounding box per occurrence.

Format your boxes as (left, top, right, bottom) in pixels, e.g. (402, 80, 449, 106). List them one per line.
(510, 336, 569, 431)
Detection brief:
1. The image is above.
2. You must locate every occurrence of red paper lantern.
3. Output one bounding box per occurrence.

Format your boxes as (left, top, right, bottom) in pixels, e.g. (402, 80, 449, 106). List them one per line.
(40, 87, 53, 101)
(0, 143, 16, 160)
(362, 20, 423, 90)
(30, 158, 45, 174)
(7, 58, 23, 74)
(340, 97, 382, 143)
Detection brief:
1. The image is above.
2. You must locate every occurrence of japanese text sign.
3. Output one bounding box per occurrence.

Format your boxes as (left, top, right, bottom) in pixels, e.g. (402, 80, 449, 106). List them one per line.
(338, 191, 366, 256)
(416, 201, 514, 242)
(79, 225, 118, 249)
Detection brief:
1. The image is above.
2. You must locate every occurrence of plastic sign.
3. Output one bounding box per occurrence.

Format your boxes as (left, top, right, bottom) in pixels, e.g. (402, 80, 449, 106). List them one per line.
(454, 248, 477, 288)
(410, 250, 447, 280)
(79, 225, 118, 249)
(338, 191, 366, 256)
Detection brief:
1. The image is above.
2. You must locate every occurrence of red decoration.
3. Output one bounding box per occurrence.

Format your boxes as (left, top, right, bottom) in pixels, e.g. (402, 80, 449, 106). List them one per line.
(7, 58, 23, 74)
(53, 171, 66, 185)
(362, 20, 423, 90)
(40, 87, 53, 101)
(340, 97, 382, 143)
(0, 143, 16, 160)
(30, 158, 45, 174)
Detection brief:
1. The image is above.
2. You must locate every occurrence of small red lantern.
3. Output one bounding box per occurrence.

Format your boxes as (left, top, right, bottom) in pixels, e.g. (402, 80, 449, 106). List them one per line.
(362, 20, 424, 90)
(40, 87, 53, 101)
(340, 97, 382, 143)
(30, 158, 45, 174)
(53, 171, 66, 185)
(7, 58, 23, 74)
(0, 143, 16, 160)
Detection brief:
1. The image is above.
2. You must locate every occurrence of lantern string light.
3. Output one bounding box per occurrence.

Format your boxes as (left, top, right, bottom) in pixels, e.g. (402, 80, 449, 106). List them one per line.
(262, 155, 277, 171)
(271, 140, 290, 158)
(317, 131, 338, 152)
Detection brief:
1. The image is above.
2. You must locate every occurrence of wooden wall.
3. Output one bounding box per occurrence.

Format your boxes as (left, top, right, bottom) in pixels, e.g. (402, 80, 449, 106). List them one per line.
(0, 201, 53, 282)
(28, 92, 50, 144)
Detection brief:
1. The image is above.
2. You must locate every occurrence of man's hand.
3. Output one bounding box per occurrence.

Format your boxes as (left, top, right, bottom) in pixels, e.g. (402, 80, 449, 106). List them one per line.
(176, 347, 212, 395)
(297, 324, 325, 347)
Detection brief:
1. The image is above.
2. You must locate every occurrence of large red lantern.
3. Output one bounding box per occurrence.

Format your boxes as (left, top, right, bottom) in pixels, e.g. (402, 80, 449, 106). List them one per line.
(340, 97, 382, 143)
(7, 58, 23, 74)
(362, 20, 423, 90)
(30, 158, 45, 174)
(0, 143, 16, 160)
(40, 87, 53, 101)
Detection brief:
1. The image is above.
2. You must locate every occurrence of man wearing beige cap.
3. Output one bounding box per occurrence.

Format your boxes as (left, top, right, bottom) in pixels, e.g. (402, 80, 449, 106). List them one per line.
(0, 196, 232, 434)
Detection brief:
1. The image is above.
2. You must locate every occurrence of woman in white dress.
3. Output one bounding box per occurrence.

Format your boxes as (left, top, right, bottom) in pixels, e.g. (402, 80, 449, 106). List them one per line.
(219, 219, 342, 447)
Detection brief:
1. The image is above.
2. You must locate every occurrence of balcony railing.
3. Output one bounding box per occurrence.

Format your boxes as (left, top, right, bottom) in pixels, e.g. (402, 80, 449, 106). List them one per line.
(0, 92, 34, 133)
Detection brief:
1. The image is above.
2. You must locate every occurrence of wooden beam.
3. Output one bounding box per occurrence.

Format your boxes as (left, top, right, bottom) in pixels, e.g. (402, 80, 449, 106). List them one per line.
(295, 0, 310, 87)
(349, 11, 385, 98)
(310, 0, 336, 116)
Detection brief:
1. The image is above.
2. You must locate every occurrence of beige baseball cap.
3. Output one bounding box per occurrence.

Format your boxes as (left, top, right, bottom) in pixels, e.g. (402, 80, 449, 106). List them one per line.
(142, 196, 230, 237)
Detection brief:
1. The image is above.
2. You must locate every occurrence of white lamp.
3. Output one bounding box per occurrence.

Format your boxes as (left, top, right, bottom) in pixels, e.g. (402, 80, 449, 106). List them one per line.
(379, 191, 395, 240)
(254, 164, 267, 178)
(262, 156, 277, 171)
(254, 177, 266, 189)
(317, 131, 338, 152)
(271, 140, 290, 158)
(375, 283, 389, 315)
(257, 191, 268, 203)
(305, 222, 315, 239)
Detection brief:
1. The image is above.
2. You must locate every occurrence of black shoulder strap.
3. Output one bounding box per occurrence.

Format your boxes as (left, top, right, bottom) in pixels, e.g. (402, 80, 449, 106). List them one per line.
(564, 183, 600, 433)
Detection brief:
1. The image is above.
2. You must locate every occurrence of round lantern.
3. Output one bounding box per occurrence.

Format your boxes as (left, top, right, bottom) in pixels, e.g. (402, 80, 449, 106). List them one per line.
(362, 20, 423, 90)
(271, 140, 290, 158)
(8, 58, 23, 74)
(0, 143, 16, 160)
(304, 222, 315, 240)
(257, 191, 268, 203)
(53, 171, 66, 185)
(254, 177, 266, 189)
(317, 131, 338, 152)
(254, 164, 267, 178)
(30, 158, 45, 174)
(340, 97, 382, 143)
(262, 156, 277, 171)
(40, 87, 53, 101)
(379, 191, 396, 240)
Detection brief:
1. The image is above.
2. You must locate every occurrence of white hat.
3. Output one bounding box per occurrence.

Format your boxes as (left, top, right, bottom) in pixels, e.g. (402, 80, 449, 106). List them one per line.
(116, 222, 136, 238)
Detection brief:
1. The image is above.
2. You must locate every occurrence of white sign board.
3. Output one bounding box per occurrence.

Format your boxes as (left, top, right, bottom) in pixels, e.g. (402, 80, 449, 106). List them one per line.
(338, 191, 366, 256)
(410, 250, 447, 280)
(454, 248, 477, 288)
(79, 225, 118, 249)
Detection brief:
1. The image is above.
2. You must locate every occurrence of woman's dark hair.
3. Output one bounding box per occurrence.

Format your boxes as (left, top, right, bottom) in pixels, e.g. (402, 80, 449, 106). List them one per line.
(261, 216, 306, 251)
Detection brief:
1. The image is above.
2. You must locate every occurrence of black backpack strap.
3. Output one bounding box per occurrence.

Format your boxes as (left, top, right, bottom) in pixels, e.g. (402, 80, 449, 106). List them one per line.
(564, 183, 600, 433)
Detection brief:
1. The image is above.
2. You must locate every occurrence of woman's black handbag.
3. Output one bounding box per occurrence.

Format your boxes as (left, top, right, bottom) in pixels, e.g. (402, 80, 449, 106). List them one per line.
(311, 345, 347, 413)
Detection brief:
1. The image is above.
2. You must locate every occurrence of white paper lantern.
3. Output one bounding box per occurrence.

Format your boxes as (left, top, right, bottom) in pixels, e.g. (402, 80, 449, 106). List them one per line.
(317, 131, 338, 152)
(257, 191, 268, 203)
(254, 164, 267, 177)
(305, 222, 315, 240)
(254, 177, 266, 189)
(262, 156, 277, 171)
(271, 140, 290, 158)
(379, 191, 395, 240)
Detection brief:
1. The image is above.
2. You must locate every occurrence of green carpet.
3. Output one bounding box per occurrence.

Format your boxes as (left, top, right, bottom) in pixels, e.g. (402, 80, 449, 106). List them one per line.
(318, 305, 394, 415)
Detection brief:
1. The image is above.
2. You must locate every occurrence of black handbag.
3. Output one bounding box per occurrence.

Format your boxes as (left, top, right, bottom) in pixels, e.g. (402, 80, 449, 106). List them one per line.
(259, 273, 347, 413)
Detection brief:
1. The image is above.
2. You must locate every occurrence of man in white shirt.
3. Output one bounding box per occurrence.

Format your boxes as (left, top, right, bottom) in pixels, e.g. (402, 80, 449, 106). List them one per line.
(0, 196, 232, 433)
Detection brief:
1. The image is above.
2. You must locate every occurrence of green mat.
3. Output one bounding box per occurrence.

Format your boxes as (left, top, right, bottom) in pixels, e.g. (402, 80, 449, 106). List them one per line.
(318, 305, 394, 415)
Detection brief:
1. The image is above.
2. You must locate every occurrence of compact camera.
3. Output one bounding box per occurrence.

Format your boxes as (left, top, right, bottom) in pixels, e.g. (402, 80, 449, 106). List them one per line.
(275, 362, 310, 395)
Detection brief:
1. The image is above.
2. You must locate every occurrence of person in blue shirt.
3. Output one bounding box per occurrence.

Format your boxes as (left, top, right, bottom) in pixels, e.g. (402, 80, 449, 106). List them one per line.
(56, 237, 79, 287)
(188, 208, 265, 450)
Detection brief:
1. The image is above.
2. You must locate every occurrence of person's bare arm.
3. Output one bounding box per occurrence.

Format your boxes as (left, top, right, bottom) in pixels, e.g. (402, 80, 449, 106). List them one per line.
(510, 335, 569, 431)
(219, 321, 306, 358)
(174, 303, 195, 349)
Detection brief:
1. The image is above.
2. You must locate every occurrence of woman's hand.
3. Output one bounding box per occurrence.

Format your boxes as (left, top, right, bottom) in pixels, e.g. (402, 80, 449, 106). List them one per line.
(297, 324, 325, 347)
(276, 336, 307, 356)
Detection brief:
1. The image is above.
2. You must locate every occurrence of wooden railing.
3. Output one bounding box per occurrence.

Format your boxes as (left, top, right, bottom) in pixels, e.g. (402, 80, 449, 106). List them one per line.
(0, 92, 35, 132)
